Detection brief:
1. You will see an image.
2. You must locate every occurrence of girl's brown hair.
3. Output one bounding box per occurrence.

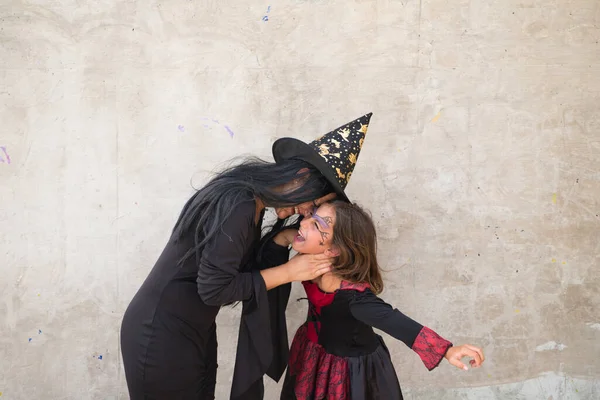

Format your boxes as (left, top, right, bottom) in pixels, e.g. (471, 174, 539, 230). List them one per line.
(329, 201, 384, 294)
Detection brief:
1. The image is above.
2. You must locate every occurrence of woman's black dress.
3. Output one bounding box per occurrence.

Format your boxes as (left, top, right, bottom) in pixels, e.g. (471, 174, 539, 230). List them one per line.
(120, 193, 291, 399)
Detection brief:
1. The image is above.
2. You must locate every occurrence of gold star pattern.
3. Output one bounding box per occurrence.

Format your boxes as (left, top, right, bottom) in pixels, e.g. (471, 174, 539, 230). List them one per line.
(348, 153, 357, 164)
(336, 167, 346, 180)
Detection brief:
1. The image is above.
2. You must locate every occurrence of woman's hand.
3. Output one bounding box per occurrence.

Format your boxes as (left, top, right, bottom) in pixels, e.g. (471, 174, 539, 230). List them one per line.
(260, 253, 333, 290)
(284, 253, 333, 282)
(444, 344, 485, 370)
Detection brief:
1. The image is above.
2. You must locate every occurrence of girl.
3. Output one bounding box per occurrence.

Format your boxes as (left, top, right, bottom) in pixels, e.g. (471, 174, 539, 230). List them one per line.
(273, 201, 485, 400)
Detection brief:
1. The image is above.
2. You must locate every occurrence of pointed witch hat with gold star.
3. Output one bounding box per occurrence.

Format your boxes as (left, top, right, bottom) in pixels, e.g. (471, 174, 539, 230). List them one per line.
(272, 112, 372, 201)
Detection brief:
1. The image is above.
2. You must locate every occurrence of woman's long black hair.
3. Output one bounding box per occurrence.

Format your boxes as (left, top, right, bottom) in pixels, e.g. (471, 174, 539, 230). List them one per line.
(172, 156, 332, 265)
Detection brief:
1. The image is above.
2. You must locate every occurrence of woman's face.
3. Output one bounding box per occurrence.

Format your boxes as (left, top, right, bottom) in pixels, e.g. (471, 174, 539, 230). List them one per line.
(274, 193, 337, 219)
(291, 203, 336, 255)
(273, 176, 311, 219)
(275, 201, 316, 219)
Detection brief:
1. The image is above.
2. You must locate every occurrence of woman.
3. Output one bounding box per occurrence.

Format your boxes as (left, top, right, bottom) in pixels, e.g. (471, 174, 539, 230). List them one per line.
(120, 113, 373, 399)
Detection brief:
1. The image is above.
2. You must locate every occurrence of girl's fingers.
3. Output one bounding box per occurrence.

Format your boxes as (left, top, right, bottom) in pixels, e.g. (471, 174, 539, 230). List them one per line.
(449, 357, 468, 371)
(471, 349, 484, 367)
(464, 345, 485, 363)
(447, 345, 485, 370)
(463, 347, 483, 367)
(462, 349, 482, 367)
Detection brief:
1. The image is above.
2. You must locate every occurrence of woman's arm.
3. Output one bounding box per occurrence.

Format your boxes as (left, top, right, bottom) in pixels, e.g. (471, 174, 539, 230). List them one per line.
(196, 200, 259, 306)
(197, 200, 331, 304)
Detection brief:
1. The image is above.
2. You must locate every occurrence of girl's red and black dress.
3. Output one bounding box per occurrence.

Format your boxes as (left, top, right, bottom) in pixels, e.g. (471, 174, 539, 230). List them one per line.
(280, 280, 453, 400)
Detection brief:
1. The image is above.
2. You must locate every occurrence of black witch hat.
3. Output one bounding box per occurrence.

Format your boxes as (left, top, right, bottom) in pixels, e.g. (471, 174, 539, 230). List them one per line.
(272, 113, 372, 201)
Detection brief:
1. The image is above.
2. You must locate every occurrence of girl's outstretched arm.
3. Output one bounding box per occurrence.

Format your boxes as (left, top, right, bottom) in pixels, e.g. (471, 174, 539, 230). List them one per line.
(349, 290, 484, 371)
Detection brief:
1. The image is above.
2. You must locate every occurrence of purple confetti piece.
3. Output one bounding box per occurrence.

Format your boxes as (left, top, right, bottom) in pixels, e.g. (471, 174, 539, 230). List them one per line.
(224, 125, 234, 138)
(262, 15, 269, 22)
(177, 125, 185, 132)
(267, 5, 271, 13)
(200, 117, 216, 128)
(0, 146, 9, 164)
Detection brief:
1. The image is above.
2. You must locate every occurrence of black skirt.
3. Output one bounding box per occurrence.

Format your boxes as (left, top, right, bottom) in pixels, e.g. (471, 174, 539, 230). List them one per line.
(280, 324, 404, 400)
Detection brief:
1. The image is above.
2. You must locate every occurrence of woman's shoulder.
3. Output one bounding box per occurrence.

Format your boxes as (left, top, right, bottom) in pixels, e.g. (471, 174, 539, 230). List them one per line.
(222, 191, 258, 221)
(200, 192, 259, 241)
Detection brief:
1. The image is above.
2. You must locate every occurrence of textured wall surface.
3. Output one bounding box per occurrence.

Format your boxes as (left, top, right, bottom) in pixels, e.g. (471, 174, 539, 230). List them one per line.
(1, 0, 599, 399)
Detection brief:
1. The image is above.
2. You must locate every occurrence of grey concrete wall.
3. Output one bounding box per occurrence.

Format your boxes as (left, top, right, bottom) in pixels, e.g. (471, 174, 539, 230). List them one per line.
(1, 0, 599, 399)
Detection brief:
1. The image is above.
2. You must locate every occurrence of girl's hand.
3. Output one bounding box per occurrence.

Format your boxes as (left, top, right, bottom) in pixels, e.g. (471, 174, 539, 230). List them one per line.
(284, 253, 333, 282)
(273, 229, 298, 247)
(444, 344, 485, 370)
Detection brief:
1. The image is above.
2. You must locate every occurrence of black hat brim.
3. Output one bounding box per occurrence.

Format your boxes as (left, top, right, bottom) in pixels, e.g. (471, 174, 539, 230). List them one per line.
(272, 137, 350, 202)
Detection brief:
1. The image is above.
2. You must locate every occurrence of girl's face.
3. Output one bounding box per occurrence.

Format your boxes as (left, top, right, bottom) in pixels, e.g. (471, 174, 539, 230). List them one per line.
(291, 203, 338, 256)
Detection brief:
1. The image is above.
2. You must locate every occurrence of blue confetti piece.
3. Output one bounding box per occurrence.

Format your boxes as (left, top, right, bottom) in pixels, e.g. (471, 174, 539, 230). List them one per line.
(38, 329, 42, 334)
(28, 338, 32, 342)
(98, 355, 103, 360)
(262, 15, 268, 22)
